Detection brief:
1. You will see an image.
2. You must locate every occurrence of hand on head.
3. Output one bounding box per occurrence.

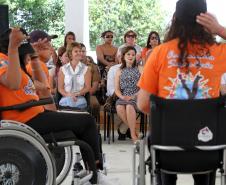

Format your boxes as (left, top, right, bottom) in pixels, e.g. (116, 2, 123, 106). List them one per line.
(196, 12, 222, 35)
(31, 38, 50, 52)
(9, 28, 29, 48)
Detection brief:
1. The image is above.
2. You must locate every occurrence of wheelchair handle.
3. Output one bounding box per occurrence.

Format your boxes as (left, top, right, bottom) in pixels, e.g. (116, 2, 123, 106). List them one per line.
(0, 97, 55, 111)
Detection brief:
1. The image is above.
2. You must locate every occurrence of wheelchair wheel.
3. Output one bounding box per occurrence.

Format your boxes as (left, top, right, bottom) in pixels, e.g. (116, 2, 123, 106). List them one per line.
(0, 137, 48, 185)
(0, 121, 56, 185)
(49, 146, 73, 185)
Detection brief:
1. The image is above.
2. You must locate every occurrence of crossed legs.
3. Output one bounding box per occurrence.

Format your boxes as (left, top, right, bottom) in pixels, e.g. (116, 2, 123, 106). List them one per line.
(116, 104, 138, 141)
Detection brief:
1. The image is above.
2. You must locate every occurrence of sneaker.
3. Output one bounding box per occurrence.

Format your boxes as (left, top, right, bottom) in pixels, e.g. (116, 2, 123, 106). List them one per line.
(117, 129, 126, 140)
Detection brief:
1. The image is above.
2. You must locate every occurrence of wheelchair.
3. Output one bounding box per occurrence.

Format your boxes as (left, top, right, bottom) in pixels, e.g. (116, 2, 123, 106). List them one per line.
(133, 95, 226, 185)
(0, 98, 100, 185)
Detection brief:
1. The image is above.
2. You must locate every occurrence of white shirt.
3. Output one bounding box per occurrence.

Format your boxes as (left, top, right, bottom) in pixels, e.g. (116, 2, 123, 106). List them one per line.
(61, 62, 88, 93)
(221, 73, 226, 85)
(106, 64, 121, 96)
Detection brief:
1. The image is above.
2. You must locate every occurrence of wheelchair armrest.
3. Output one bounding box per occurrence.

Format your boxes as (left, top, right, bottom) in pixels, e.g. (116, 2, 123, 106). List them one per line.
(42, 130, 76, 143)
(0, 97, 55, 111)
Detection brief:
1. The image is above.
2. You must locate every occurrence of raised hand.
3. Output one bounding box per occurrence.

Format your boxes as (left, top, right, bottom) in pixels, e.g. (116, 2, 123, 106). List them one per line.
(31, 38, 51, 52)
(196, 12, 222, 35)
(9, 28, 28, 49)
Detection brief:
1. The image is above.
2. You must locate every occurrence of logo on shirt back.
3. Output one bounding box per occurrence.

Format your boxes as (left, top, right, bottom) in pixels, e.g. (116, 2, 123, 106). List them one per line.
(198, 126, 213, 142)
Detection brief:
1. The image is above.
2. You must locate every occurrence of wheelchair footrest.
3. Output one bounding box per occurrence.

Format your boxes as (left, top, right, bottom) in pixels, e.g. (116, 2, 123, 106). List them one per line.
(72, 170, 93, 185)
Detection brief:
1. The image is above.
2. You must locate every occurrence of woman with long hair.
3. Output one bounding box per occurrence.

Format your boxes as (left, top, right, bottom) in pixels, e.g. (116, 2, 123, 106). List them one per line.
(141, 31, 161, 65)
(137, 0, 226, 184)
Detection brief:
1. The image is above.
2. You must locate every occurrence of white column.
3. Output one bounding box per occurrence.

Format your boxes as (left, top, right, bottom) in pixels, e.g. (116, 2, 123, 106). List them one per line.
(65, 0, 90, 50)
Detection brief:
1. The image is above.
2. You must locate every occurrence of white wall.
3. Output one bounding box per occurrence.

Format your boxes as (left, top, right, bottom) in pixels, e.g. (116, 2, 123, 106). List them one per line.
(65, 0, 90, 50)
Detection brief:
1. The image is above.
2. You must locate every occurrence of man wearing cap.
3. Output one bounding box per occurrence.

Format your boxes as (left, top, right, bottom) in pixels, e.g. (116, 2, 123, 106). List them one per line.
(137, 0, 226, 184)
(26, 30, 57, 81)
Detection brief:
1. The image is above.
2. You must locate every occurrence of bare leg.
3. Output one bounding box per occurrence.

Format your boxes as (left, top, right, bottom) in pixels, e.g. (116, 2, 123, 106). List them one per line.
(126, 104, 138, 141)
(116, 105, 128, 125)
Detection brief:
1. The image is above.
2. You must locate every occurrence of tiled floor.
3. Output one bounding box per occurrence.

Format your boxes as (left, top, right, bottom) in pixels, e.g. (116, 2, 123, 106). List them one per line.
(61, 132, 221, 185)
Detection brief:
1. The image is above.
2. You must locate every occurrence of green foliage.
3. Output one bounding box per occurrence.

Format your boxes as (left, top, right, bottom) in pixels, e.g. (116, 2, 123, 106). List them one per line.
(89, 0, 168, 49)
(1, 0, 169, 50)
(1, 0, 65, 48)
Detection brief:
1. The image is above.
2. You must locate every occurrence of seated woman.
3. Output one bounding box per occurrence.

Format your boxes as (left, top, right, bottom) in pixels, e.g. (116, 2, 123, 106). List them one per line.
(0, 28, 101, 171)
(114, 46, 143, 142)
(58, 42, 91, 109)
(49, 46, 69, 95)
(141, 31, 161, 65)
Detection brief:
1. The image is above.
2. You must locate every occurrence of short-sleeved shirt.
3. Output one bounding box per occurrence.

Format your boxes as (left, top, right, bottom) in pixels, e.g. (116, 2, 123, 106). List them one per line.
(221, 73, 226, 85)
(141, 47, 148, 59)
(106, 64, 121, 96)
(138, 39, 226, 99)
(26, 60, 50, 81)
(0, 53, 44, 123)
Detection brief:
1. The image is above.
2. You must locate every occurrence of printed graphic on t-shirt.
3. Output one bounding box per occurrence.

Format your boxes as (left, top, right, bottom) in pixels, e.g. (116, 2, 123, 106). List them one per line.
(167, 50, 214, 69)
(24, 78, 36, 95)
(163, 50, 214, 99)
(0, 60, 8, 67)
(164, 69, 211, 99)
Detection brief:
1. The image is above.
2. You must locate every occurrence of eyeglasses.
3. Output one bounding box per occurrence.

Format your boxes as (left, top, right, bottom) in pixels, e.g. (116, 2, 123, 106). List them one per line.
(150, 36, 158, 40)
(126, 34, 136, 38)
(105, 35, 113, 38)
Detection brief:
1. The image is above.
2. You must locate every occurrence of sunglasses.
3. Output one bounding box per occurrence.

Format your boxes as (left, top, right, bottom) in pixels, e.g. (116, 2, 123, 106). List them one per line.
(150, 36, 158, 40)
(126, 34, 136, 38)
(105, 35, 113, 38)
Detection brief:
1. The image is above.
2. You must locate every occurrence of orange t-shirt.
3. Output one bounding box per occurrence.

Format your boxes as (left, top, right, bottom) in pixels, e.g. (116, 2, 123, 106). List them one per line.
(141, 47, 149, 61)
(0, 54, 44, 123)
(0, 53, 8, 61)
(26, 60, 50, 81)
(138, 39, 226, 99)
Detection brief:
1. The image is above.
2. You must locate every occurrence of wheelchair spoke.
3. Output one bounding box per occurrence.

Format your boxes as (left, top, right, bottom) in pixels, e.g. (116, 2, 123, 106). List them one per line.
(0, 163, 20, 185)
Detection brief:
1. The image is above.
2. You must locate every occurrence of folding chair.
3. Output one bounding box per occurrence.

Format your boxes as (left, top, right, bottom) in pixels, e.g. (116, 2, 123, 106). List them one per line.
(104, 94, 148, 144)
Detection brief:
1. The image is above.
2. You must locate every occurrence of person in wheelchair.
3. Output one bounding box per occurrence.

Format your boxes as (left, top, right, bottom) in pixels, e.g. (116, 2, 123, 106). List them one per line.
(137, 0, 226, 184)
(0, 27, 103, 180)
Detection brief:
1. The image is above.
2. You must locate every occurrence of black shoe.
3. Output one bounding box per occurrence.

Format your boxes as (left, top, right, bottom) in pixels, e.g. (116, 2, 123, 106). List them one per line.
(126, 129, 131, 139)
(117, 129, 126, 140)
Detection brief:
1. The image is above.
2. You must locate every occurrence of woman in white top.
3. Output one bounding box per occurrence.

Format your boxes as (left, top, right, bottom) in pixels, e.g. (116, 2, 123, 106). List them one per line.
(58, 42, 91, 108)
